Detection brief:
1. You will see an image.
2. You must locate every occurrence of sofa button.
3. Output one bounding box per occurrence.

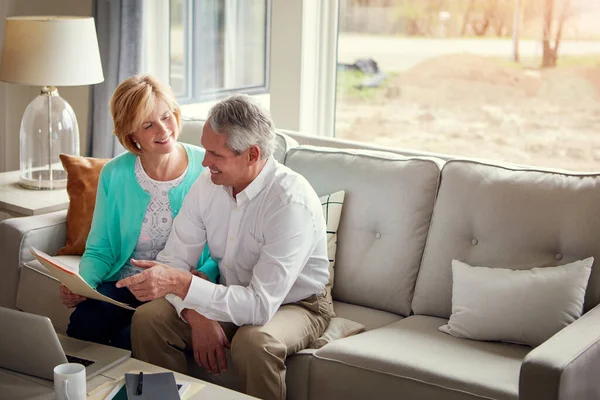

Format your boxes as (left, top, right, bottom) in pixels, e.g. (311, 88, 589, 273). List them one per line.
(556, 253, 563, 260)
(471, 239, 478, 246)
(375, 232, 381, 239)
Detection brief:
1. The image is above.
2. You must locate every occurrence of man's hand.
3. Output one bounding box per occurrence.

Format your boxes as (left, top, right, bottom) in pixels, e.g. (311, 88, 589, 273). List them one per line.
(183, 309, 231, 375)
(115, 259, 192, 301)
(59, 284, 86, 308)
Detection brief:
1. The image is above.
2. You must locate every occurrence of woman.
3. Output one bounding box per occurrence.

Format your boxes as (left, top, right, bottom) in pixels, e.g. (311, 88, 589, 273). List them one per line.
(59, 74, 218, 350)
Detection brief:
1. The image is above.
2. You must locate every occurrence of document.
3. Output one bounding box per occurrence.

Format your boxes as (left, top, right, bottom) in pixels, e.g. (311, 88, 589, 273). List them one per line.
(29, 246, 136, 311)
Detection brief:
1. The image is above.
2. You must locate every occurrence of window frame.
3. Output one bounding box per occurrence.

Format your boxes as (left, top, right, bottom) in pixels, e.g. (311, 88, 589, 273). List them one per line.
(145, 0, 338, 137)
(269, 0, 339, 137)
(172, 0, 272, 105)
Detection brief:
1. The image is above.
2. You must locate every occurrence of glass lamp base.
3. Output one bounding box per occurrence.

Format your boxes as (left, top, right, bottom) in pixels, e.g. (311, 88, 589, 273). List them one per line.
(19, 87, 80, 191)
(19, 168, 67, 190)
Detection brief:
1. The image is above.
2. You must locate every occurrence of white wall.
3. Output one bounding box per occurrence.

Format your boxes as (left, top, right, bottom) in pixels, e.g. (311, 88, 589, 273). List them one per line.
(0, 0, 93, 172)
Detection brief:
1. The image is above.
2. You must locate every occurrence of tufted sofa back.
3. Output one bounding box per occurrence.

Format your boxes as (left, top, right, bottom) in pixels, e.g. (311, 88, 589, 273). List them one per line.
(412, 160, 600, 318)
(182, 119, 600, 320)
(284, 146, 443, 316)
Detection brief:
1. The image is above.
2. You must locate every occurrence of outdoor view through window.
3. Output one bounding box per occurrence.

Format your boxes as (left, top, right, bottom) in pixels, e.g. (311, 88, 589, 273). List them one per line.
(335, 0, 600, 171)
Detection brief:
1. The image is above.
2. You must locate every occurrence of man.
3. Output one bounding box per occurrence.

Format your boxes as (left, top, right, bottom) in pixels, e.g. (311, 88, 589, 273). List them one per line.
(116, 94, 332, 400)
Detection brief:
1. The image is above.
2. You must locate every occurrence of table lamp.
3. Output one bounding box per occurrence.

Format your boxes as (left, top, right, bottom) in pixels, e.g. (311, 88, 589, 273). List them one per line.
(0, 16, 104, 190)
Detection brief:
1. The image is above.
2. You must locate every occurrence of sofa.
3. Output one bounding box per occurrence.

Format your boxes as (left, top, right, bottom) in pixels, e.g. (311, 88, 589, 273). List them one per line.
(1, 119, 600, 400)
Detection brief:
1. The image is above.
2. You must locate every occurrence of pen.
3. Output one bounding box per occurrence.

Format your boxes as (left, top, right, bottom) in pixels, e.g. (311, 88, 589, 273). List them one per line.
(137, 371, 144, 395)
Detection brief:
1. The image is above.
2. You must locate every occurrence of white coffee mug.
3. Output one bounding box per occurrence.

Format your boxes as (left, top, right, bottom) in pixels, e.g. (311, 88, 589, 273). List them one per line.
(53, 363, 86, 400)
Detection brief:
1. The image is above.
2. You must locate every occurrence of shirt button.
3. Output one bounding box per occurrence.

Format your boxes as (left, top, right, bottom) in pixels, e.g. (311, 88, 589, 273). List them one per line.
(471, 239, 478, 246)
(375, 233, 381, 239)
(556, 253, 563, 261)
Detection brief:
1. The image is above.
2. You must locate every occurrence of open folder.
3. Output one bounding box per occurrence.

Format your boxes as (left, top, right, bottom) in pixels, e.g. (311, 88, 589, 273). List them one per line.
(29, 246, 136, 311)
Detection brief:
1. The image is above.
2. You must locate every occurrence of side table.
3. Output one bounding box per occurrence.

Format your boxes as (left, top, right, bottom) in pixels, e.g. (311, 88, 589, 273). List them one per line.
(0, 170, 70, 222)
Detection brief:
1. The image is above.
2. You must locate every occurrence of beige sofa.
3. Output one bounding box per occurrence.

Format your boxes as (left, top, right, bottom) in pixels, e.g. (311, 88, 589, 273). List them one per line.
(2, 120, 600, 400)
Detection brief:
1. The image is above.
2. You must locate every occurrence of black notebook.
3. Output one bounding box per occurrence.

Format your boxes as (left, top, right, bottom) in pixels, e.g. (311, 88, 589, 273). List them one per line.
(124, 372, 180, 400)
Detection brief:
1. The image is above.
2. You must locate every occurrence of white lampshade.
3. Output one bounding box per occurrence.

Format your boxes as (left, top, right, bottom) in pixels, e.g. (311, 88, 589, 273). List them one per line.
(0, 16, 103, 86)
(0, 16, 104, 190)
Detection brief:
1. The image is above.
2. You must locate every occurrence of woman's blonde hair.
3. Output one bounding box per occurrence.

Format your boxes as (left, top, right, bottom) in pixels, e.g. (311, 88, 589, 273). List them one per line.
(110, 74, 181, 154)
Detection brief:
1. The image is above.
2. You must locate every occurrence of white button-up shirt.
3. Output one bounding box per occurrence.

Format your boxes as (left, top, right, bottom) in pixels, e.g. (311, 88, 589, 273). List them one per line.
(159, 157, 329, 326)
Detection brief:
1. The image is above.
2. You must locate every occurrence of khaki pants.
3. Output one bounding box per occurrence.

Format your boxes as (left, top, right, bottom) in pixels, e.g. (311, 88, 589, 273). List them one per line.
(131, 293, 332, 400)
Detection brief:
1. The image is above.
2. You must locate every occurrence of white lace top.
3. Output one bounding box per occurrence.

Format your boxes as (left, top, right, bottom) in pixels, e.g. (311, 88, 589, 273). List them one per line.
(117, 157, 187, 280)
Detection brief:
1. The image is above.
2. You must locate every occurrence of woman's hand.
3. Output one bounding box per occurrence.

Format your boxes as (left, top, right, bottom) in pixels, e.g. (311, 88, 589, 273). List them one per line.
(59, 284, 87, 308)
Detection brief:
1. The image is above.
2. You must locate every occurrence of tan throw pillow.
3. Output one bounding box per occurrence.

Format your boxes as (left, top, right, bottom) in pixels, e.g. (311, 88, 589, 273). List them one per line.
(56, 154, 109, 256)
(439, 258, 594, 347)
(310, 317, 365, 349)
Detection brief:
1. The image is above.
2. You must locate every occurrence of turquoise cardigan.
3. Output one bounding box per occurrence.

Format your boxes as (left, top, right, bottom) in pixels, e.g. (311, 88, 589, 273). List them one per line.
(79, 143, 218, 289)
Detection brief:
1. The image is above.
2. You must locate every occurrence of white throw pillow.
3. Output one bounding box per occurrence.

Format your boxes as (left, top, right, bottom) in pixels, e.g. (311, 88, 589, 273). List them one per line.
(439, 258, 594, 347)
(320, 190, 345, 292)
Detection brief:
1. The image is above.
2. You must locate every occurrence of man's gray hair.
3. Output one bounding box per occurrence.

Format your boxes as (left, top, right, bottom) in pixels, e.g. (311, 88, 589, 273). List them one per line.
(207, 94, 277, 159)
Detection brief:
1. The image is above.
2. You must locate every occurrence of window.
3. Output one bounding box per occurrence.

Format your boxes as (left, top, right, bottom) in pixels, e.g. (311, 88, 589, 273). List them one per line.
(334, 0, 600, 171)
(170, 0, 271, 105)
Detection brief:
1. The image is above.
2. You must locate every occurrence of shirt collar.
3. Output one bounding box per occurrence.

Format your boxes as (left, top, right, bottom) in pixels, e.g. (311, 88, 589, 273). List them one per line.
(235, 156, 276, 204)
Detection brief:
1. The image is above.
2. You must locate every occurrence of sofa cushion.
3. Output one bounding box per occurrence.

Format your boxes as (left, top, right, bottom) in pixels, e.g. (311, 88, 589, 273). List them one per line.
(311, 315, 530, 400)
(413, 160, 600, 319)
(440, 258, 593, 347)
(333, 301, 402, 332)
(310, 317, 365, 349)
(57, 154, 109, 256)
(285, 146, 442, 316)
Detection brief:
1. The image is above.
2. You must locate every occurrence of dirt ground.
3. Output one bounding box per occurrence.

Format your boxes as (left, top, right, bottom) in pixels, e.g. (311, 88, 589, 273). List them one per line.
(335, 54, 600, 172)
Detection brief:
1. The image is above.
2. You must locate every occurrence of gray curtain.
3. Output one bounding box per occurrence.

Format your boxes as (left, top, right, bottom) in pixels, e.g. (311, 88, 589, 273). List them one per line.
(87, 0, 144, 158)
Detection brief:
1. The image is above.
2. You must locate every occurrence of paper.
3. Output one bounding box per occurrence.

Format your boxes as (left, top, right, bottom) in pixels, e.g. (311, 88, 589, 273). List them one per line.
(87, 379, 121, 400)
(103, 378, 126, 400)
(29, 246, 136, 311)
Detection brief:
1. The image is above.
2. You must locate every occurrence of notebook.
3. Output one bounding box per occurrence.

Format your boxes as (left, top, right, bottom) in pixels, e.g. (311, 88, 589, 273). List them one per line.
(90, 372, 199, 400)
(105, 378, 190, 400)
(124, 372, 180, 400)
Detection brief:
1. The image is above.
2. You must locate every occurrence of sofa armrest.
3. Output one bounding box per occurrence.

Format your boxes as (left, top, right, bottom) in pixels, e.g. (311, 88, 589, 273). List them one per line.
(519, 303, 600, 400)
(0, 210, 67, 309)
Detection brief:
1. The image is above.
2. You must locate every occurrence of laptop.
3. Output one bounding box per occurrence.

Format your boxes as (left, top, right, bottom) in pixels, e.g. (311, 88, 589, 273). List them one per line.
(0, 307, 131, 381)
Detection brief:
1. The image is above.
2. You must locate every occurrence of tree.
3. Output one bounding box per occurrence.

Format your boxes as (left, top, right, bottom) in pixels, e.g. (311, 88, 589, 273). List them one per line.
(460, 0, 475, 36)
(461, 0, 513, 38)
(491, 0, 513, 37)
(541, 0, 573, 68)
(512, 0, 521, 61)
(393, 0, 445, 36)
